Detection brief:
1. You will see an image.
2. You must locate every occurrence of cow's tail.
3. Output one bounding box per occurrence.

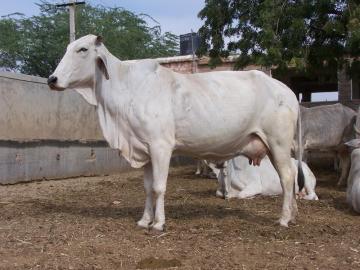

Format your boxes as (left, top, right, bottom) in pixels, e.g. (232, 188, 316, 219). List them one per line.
(297, 105, 305, 191)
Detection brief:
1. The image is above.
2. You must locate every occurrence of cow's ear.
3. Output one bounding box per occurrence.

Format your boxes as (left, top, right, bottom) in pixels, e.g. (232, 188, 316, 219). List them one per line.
(345, 139, 360, 148)
(95, 36, 109, 80)
(96, 55, 109, 80)
(95, 35, 103, 46)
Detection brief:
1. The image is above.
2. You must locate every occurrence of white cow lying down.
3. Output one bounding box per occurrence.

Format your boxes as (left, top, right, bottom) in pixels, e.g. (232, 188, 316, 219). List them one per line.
(48, 35, 303, 230)
(214, 156, 318, 200)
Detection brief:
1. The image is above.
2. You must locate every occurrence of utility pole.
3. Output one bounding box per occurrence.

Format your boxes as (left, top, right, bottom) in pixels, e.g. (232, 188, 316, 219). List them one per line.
(191, 29, 197, 73)
(69, 0, 76, 42)
(56, 1, 85, 43)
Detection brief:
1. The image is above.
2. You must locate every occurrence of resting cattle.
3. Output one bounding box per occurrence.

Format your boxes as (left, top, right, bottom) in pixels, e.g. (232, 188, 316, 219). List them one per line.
(48, 34, 303, 230)
(214, 156, 318, 200)
(298, 104, 356, 186)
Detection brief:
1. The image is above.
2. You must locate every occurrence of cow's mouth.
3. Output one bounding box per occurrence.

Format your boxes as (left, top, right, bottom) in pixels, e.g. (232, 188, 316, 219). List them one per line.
(48, 84, 66, 91)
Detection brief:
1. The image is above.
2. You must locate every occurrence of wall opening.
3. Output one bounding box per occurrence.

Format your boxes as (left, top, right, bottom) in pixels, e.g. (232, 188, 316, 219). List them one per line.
(311, 91, 338, 102)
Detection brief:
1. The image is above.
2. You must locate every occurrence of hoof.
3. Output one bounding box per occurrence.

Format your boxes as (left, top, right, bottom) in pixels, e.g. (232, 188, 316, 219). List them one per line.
(278, 218, 290, 228)
(137, 219, 152, 229)
(289, 218, 296, 225)
(150, 223, 166, 232)
(216, 190, 224, 198)
(303, 193, 319, 201)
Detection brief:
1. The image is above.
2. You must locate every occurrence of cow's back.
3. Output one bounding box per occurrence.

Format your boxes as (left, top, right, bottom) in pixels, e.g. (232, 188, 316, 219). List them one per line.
(301, 104, 356, 150)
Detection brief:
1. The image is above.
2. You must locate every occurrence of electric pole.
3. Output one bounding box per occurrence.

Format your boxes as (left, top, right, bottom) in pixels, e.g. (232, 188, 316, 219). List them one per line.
(69, 0, 76, 42)
(55, 0, 85, 43)
(191, 29, 197, 73)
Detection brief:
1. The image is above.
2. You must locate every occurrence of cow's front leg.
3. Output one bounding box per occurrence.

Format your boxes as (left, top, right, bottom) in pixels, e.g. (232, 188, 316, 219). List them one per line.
(149, 143, 172, 232)
(137, 163, 154, 229)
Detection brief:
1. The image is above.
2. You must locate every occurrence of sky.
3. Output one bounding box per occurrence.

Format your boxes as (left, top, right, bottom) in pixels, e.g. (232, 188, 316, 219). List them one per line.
(0, 0, 205, 35)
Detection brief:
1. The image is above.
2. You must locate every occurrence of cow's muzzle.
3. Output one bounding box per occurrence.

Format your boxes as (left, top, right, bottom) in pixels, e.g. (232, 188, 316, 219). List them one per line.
(47, 76, 64, 91)
(47, 75, 57, 85)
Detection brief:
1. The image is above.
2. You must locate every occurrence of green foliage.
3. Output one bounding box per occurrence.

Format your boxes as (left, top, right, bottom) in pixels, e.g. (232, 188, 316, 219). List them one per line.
(0, 1, 179, 77)
(198, 0, 360, 77)
(0, 18, 22, 70)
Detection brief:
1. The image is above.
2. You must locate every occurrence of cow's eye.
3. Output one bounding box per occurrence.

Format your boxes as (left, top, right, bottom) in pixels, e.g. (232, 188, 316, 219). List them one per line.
(77, 47, 88, 53)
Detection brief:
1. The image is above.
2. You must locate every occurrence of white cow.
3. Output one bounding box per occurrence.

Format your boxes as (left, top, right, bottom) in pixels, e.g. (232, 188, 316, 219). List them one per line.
(214, 156, 318, 200)
(48, 35, 303, 230)
(344, 139, 360, 213)
(298, 104, 357, 186)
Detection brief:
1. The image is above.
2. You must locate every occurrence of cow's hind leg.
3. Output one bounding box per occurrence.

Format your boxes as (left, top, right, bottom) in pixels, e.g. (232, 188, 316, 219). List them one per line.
(337, 149, 350, 187)
(269, 144, 297, 227)
(149, 143, 172, 232)
(137, 163, 154, 229)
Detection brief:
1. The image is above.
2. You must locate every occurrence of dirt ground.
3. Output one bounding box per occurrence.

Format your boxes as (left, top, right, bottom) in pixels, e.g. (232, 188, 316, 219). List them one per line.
(0, 164, 359, 270)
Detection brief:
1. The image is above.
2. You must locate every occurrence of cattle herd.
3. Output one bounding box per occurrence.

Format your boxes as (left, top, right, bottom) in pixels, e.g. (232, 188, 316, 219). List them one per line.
(47, 34, 360, 232)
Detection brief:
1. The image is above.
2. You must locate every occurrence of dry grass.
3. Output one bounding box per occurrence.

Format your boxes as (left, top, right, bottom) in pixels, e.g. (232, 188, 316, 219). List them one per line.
(0, 165, 359, 269)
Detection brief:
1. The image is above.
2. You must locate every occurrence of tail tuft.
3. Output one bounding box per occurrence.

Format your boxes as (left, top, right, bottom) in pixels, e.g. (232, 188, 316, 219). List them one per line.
(297, 105, 304, 191)
(297, 162, 305, 191)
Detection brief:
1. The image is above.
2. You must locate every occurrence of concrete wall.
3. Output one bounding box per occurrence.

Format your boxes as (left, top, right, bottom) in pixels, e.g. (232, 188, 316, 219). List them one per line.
(0, 72, 103, 141)
(0, 72, 130, 184)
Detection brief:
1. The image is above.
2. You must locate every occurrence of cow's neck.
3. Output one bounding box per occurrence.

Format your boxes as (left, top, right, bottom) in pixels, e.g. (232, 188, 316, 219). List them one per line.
(94, 54, 132, 152)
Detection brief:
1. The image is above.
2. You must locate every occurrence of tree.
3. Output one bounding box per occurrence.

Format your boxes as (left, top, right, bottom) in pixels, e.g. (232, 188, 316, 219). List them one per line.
(0, 1, 179, 77)
(0, 17, 22, 71)
(197, 0, 360, 76)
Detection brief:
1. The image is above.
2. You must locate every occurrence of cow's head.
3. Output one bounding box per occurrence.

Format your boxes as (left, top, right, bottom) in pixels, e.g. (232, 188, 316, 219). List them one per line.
(48, 34, 109, 91)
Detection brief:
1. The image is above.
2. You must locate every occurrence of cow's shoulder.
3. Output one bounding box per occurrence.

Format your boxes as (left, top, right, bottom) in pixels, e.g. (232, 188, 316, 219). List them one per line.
(130, 59, 160, 73)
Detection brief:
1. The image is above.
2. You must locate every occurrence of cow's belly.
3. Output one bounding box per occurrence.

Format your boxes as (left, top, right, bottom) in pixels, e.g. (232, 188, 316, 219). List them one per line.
(175, 133, 269, 163)
(302, 128, 345, 151)
(304, 138, 341, 151)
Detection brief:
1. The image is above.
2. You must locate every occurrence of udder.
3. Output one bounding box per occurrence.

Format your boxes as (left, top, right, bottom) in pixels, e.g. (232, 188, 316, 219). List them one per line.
(241, 134, 269, 166)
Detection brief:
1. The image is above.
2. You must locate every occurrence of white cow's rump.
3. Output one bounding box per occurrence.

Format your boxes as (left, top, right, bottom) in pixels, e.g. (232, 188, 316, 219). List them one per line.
(214, 156, 318, 200)
(298, 104, 357, 186)
(49, 35, 303, 230)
